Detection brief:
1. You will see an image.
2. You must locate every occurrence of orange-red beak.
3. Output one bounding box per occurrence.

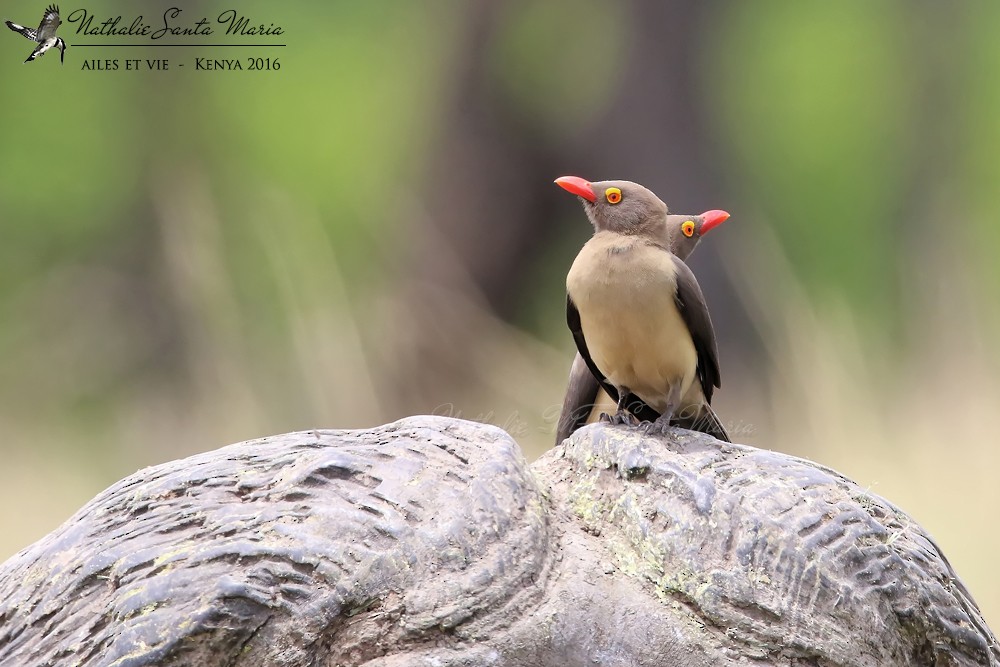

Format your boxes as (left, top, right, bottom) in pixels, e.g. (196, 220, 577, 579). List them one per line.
(554, 176, 597, 203)
(699, 209, 730, 235)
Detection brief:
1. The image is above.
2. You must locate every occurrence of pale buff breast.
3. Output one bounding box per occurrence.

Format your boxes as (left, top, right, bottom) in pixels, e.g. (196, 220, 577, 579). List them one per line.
(567, 233, 699, 414)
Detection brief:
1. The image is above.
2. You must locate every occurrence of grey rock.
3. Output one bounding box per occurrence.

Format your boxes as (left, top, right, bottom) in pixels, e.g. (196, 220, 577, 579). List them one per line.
(0, 416, 995, 666)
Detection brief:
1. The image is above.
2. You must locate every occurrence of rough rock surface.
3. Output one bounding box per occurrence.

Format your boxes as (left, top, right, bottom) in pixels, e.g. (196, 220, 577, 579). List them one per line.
(0, 416, 995, 666)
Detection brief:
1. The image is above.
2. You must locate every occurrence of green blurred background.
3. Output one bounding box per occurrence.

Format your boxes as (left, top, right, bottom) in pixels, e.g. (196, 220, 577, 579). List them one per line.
(2, 0, 998, 628)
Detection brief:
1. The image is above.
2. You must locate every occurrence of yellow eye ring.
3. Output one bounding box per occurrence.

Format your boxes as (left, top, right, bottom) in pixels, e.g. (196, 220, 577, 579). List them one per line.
(605, 187, 622, 204)
(681, 220, 696, 237)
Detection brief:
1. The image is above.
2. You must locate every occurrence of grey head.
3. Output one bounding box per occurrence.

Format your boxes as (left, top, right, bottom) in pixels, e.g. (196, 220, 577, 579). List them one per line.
(554, 176, 668, 235)
(665, 209, 732, 261)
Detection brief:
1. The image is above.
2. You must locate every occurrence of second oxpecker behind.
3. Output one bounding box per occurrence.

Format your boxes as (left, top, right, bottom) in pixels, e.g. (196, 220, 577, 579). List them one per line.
(556, 176, 730, 442)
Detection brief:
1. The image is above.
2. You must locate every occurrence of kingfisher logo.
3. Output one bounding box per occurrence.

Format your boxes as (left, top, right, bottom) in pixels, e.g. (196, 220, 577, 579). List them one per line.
(4, 4, 67, 64)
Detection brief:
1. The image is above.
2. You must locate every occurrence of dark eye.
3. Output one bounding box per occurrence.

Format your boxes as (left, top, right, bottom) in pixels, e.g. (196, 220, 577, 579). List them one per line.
(682, 221, 695, 237)
(605, 187, 622, 204)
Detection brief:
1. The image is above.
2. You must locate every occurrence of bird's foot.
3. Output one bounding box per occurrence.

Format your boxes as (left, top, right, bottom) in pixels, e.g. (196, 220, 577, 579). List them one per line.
(598, 412, 612, 423)
(639, 413, 675, 437)
(609, 388, 642, 427)
(608, 409, 641, 427)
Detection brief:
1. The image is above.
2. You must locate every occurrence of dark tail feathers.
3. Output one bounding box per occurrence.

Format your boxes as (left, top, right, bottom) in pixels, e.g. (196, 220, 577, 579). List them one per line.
(672, 404, 731, 443)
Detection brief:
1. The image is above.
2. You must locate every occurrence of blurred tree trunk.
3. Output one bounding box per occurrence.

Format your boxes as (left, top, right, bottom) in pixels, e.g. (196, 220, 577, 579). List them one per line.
(391, 0, 757, 413)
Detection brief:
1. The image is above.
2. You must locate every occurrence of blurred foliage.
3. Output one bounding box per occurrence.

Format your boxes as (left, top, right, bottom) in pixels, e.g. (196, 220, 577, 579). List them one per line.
(489, 0, 624, 137)
(961, 1, 1000, 308)
(0, 0, 998, 633)
(708, 0, 928, 347)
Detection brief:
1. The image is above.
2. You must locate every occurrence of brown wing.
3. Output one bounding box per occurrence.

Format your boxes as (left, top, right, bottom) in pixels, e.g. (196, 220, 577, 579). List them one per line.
(672, 259, 722, 403)
(554, 353, 601, 445)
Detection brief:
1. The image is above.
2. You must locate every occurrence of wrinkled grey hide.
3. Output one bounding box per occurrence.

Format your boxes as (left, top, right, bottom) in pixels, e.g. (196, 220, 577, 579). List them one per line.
(0, 416, 995, 666)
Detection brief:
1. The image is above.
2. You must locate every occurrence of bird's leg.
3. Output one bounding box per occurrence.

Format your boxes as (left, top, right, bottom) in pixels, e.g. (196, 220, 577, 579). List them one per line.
(642, 384, 682, 436)
(601, 387, 641, 426)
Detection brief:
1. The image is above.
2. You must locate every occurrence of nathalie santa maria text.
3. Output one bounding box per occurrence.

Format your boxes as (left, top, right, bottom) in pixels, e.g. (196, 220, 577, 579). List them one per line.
(67, 8, 283, 40)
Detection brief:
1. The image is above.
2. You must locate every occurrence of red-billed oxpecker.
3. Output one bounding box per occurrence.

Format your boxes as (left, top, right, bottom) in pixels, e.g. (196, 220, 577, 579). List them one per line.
(555, 206, 731, 444)
(556, 176, 730, 442)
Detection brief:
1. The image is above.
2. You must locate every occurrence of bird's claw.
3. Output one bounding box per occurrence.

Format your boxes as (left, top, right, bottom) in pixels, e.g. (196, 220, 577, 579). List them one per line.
(639, 417, 674, 437)
(609, 410, 641, 427)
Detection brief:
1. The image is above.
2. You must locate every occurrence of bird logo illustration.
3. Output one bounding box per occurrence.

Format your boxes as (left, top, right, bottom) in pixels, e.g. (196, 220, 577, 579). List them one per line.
(5, 4, 66, 64)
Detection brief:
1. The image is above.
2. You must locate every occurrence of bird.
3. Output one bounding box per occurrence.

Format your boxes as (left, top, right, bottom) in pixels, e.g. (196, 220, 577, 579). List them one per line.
(554, 208, 730, 445)
(5, 5, 66, 64)
(557, 175, 730, 442)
